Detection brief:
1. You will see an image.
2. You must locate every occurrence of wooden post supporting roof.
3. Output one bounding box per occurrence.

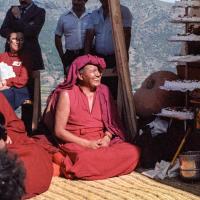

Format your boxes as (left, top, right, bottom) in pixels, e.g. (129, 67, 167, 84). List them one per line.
(108, 0, 137, 141)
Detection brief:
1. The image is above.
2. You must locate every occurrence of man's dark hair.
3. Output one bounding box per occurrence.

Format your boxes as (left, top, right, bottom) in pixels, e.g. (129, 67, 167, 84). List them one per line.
(0, 150, 26, 200)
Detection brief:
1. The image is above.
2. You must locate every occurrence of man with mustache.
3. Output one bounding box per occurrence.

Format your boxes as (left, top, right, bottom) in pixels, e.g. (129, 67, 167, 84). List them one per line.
(55, 0, 91, 75)
(0, 0, 46, 71)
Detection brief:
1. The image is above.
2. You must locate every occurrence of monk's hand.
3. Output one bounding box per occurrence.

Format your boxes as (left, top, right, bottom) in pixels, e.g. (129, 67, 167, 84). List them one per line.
(5, 136, 12, 145)
(87, 140, 101, 149)
(11, 6, 21, 19)
(98, 135, 111, 147)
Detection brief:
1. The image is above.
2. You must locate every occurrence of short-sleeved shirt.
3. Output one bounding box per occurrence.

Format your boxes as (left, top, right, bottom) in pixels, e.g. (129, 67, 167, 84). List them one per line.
(55, 9, 92, 51)
(89, 5, 133, 55)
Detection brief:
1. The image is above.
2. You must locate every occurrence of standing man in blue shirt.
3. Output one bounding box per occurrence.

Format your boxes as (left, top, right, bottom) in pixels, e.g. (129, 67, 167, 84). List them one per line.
(85, 0, 133, 98)
(85, 0, 132, 68)
(55, 0, 91, 75)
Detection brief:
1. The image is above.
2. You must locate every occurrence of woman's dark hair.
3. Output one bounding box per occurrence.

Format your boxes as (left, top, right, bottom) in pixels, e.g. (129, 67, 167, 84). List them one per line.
(0, 113, 6, 141)
(5, 33, 12, 52)
(0, 149, 26, 200)
(5, 32, 24, 52)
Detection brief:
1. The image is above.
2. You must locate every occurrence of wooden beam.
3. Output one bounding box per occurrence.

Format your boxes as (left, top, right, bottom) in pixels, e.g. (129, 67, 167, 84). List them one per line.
(173, 1, 200, 8)
(168, 34, 200, 42)
(168, 55, 200, 62)
(108, 0, 137, 142)
(32, 70, 41, 131)
(171, 16, 200, 23)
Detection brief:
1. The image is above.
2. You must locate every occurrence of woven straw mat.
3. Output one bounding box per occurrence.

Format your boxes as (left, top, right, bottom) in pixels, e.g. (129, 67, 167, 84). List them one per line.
(30, 171, 200, 200)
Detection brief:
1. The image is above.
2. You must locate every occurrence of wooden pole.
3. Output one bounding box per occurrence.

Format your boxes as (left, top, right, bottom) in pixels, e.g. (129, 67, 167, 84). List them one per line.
(108, 0, 137, 142)
(32, 70, 41, 131)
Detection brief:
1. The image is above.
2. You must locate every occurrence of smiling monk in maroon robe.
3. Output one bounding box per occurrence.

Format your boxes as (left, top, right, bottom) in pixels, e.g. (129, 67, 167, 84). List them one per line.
(44, 54, 140, 180)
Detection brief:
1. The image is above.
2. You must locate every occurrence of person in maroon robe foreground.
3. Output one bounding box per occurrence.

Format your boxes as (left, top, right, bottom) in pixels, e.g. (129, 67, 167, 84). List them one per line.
(43, 54, 140, 180)
(0, 93, 53, 199)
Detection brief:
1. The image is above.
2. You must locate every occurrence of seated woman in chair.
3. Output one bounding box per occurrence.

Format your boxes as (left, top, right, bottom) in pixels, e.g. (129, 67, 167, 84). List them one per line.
(0, 31, 30, 110)
(44, 54, 140, 180)
(0, 93, 53, 199)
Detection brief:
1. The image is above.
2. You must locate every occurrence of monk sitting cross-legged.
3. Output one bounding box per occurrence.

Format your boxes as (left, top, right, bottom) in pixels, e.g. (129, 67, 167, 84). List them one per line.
(44, 54, 140, 180)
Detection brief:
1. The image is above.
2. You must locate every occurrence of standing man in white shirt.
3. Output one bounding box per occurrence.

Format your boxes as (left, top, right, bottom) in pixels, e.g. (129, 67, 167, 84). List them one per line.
(55, 0, 91, 75)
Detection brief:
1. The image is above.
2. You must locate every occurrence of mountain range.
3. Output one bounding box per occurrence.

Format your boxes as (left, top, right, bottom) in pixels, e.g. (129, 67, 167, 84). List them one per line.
(0, 0, 180, 91)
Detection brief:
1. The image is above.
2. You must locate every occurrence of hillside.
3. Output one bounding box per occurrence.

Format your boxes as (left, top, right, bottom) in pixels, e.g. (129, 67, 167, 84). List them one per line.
(0, 0, 180, 96)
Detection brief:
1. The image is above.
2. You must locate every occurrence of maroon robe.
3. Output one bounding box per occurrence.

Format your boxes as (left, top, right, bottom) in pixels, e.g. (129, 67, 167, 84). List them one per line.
(0, 93, 53, 199)
(43, 55, 140, 180)
(55, 85, 140, 180)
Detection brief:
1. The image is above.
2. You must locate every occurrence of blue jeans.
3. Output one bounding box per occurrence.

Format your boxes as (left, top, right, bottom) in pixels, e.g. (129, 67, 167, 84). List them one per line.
(1, 87, 30, 110)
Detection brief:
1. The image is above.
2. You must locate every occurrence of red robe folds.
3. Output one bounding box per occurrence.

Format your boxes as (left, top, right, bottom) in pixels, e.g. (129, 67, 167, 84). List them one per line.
(0, 93, 53, 199)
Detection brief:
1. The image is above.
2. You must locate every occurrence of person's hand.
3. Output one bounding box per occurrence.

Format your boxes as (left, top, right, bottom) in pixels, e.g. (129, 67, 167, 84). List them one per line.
(86, 140, 102, 149)
(0, 86, 10, 91)
(98, 135, 111, 147)
(5, 136, 12, 145)
(0, 139, 6, 149)
(0, 80, 10, 91)
(11, 6, 21, 19)
(1, 80, 7, 87)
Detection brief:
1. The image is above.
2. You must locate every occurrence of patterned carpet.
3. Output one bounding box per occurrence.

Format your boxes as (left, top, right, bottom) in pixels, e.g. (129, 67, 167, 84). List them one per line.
(31, 172, 200, 200)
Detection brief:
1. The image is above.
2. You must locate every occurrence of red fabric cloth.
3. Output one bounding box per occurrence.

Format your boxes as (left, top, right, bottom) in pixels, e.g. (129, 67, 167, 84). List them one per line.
(0, 93, 53, 199)
(0, 52, 29, 88)
(59, 86, 140, 180)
